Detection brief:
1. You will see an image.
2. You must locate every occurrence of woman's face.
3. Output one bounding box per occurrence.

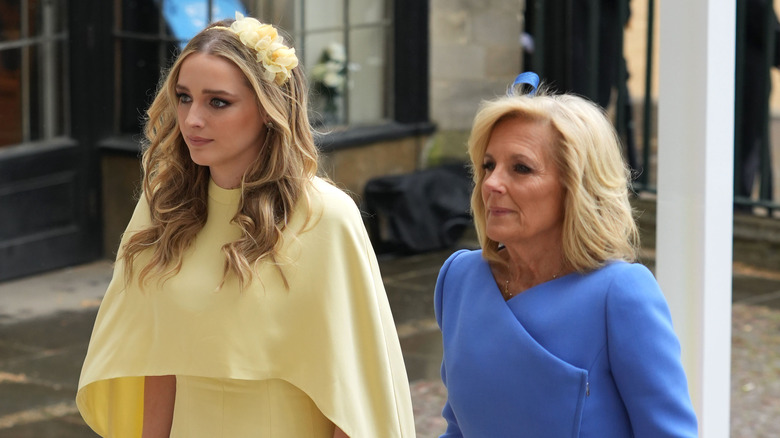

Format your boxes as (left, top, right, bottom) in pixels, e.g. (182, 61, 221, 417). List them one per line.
(481, 117, 565, 249)
(176, 52, 267, 188)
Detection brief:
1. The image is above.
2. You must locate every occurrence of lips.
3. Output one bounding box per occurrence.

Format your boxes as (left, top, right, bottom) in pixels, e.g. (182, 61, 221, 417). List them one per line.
(186, 135, 212, 146)
(487, 206, 514, 216)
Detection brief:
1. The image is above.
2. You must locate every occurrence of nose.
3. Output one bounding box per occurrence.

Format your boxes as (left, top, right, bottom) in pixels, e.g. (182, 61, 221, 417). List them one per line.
(183, 103, 205, 129)
(483, 168, 505, 193)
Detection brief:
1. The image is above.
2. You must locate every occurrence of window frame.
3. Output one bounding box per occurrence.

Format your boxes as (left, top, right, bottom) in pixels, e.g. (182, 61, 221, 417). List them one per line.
(0, 0, 69, 147)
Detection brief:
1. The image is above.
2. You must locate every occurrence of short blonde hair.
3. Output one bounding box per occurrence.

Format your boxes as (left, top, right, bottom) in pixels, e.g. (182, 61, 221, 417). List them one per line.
(468, 88, 639, 272)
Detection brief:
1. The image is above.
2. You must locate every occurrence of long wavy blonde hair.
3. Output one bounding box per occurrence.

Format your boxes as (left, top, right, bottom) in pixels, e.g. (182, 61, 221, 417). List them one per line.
(468, 87, 639, 273)
(121, 18, 318, 289)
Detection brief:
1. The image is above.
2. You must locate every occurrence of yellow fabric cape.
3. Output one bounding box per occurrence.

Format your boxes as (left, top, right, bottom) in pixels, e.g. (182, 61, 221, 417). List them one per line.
(76, 177, 415, 437)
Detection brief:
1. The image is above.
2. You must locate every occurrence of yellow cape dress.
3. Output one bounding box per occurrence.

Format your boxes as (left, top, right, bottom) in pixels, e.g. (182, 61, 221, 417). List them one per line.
(76, 177, 416, 437)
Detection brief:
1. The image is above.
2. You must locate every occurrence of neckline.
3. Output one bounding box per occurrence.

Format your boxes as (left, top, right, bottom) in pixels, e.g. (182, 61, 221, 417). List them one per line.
(500, 273, 567, 301)
(208, 178, 242, 205)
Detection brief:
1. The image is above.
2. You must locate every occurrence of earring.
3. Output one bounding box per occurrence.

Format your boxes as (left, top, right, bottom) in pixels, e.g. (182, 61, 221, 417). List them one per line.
(265, 122, 273, 130)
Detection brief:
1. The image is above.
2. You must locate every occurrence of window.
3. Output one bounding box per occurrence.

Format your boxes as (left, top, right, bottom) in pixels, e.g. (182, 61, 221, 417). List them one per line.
(0, 0, 68, 147)
(261, 0, 394, 127)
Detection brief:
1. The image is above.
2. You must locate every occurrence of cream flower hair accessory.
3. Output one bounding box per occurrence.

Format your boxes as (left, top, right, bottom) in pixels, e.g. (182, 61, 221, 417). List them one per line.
(213, 12, 298, 85)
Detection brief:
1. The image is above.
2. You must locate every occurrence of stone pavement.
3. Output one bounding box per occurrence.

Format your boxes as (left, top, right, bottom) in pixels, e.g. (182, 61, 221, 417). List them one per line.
(1, 246, 780, 437)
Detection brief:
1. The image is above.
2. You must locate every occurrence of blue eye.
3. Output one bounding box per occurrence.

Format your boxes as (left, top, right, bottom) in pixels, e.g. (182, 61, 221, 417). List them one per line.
(177, 93, 192, 104)
(211, 98, 229, 108)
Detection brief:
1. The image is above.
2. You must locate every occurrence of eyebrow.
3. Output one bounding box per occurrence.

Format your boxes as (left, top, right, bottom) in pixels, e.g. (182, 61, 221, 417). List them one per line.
(174, 84, 238, 97)
(484, 152, 537, 161)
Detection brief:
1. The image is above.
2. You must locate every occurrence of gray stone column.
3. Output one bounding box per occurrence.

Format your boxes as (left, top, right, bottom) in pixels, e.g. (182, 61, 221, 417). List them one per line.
(428, 0, 525, 163)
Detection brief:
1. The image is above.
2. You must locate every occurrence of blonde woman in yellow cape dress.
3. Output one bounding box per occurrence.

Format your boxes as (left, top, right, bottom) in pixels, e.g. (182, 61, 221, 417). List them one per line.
(76, 14, 415, 438)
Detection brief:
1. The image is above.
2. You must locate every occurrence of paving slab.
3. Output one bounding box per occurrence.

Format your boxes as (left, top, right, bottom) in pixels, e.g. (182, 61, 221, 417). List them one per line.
(399, 327, 443, 382)
(0, 262, 110, 326)
(2, 415, 95, 438)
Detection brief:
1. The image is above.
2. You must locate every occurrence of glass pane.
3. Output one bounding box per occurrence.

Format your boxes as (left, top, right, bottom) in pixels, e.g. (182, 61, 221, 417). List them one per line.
(121, 0, 163, 34)
(304, 0, 344, 31)
(52, 39, 68, 137)
(350, 0, 385, 26)
(53, 0, 68, 34)
(0, 0, 68, 146)
(0, 48, 22, 146)
(27, 0, 42, 37)
(208, 0, 249, 20)
(28, 40, 68, 141)
(305, 32, 344, 68)
(28, 44, 41, 141)
(306, 32, 345, 126)
(156, 0, 248, 45)
(0, 1, 21, 41)
(117, 39, 177, 134)
(26, 0, 67, 37)
(348, 26, 387, 124)
(260, 0, 295, 32)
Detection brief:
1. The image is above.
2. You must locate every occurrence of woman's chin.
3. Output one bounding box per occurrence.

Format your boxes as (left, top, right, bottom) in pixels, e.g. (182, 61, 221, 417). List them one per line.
(485, 229, 509, 246)
(187, 151, 210, 167)
(485, 222, 515, 243)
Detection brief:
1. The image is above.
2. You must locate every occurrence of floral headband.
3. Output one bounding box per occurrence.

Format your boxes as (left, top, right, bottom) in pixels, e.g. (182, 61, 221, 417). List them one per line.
(212, 12, 298, 86)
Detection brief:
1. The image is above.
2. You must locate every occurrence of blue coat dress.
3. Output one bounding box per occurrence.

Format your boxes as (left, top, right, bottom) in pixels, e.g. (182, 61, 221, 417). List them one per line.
(434, 250, 698, 437)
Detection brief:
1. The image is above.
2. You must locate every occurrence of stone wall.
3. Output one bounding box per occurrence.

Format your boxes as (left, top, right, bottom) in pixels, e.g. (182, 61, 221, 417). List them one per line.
(428, 0, 525, 163)
(318, 136, 427, 203)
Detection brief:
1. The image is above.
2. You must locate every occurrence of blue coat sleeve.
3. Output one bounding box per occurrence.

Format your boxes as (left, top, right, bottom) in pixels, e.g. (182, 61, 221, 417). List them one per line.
(606, 264, 698, 437)
(434, 250, 467, 438)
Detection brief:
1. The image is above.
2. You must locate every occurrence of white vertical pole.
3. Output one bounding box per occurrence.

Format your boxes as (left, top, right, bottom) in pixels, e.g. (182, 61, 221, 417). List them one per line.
(656, 0, 734, 436)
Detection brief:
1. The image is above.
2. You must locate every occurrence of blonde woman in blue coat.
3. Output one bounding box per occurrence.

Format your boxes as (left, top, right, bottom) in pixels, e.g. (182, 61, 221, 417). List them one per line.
(434, 74, 698, 437)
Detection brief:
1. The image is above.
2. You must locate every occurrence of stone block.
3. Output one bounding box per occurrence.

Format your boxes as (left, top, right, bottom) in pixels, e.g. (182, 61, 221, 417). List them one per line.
(430, 43, 486, 80)
(431, 79, 509, 130)
(426, 130, 471, 165)
(431, 0, 492, 12)
(473, 9, 522, 47)
(484, 45, 522, 77)
(431, 10, 470, 45)
(319, 137, 425, 202)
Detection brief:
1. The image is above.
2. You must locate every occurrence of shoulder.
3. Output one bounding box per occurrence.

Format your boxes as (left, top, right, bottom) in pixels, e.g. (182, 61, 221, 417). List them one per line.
(310, 176, 355, 203)
(567, 261, 665, 318)
(598, 261, 660, 296)
(434, 249, 483, 327)
(596, 261, 673, 322)
(441, 249, 482, 273)
(124, 192, 153, 233)
(591, 261, 656, 287)
(294, 177, 366, 243)
(437, 249, 483, 290)
(308, 177, 361, 219)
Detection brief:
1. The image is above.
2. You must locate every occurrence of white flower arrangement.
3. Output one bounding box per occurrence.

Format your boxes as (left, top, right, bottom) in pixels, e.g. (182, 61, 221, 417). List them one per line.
(310, 43, 348, 118)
